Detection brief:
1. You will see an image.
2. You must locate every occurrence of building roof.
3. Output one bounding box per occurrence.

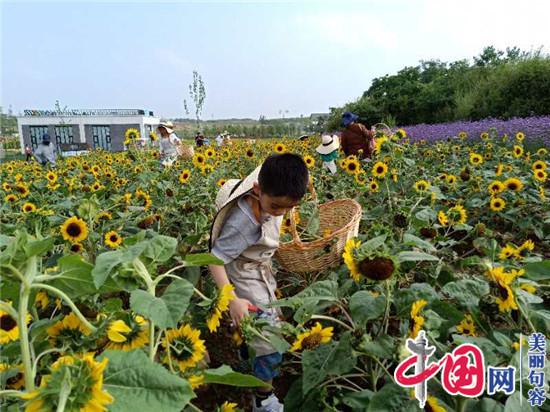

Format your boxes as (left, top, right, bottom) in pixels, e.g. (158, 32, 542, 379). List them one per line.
(22, 109, 155, 117)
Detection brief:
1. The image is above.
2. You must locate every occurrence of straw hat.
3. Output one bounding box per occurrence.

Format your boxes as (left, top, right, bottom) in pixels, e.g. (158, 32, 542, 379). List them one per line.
(209, 166, 261, 249)
(158, 121, 175, 134)
(316, 134, 340, 155)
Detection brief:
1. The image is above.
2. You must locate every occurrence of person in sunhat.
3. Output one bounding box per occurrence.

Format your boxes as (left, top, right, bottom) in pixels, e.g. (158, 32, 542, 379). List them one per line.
(157, 121, 181, 166)
(208, 153, 309, 412)
(33, 133, 57, 167)
(316, 133, 340, 174)
(340, 111, 375, 159)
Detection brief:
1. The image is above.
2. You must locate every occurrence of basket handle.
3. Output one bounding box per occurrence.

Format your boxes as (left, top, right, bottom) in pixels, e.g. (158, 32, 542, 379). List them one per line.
(288, 178, 318, 248)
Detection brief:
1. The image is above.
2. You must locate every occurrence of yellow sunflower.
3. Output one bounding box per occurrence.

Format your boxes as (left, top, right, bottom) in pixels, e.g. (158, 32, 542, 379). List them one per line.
(106, 314, 149, 351)
(426, 396, 447, 412)
(498, 244, 518, 260)
(47, 312, 91, 345)
(345, 158, 361, 175)
(95, 211, 113, 222)
(488, 180, 505, 195)
(446, 174, 457, 185)
(205, 147, 217, 158)
(60, 216, 89, 243)
(469, 153, 483, 165)
(70, 242, 84, 253)
(512, 145, 524, 158)
(480, 132, 489, 140)
(206, 284, 236, 332)
(504, 177, 523, 192)
(179, 169, 191, 184)
(46, 171, 58, 183)
(371, 161, 388, 178)
(534, 169, 547, 182)
(274, 143, 287, 154)
(14, 182, 30, 197)
(537, 148, 548, 156)
(217, 178, 227, 187)
(515, 132, 525, 142)
(125, 128, 140, 141)
(220, 401, 238, 412)
(303, 155, 315, 169)
(409, 299, 427, 339)
(0, 303, 31, 344)
(4, 193, 18, 203)
(489, 197, 506, 212)
(290, 322, 333, 352)
(517, 240, 535, 258)
(22, 353, 113, 412)
(355, 171, 367, 185)
(343, 238, 361, 282)
(414, 180, 430, 193)
(532, 160, 546, 171)
(163, 324, 206, 371)
(495, 282, 518, 312)
(448, 205, 467, 224)
(22, 202, 37, 213)
(437, 210, 448, 226)
(104, 231, 123, 248)
(456, 314, 477, 336)
(495, 163, 504, 176)
(188, 374, 205, 389)
(369, 180, 380, 192)
(0, 363, 25, 390)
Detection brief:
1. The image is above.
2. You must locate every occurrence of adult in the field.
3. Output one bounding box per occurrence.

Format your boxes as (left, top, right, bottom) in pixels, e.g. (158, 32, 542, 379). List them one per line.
(340, 111, 375, 159)
(157, 121, 181, 166)
(33, 134, 57, 167)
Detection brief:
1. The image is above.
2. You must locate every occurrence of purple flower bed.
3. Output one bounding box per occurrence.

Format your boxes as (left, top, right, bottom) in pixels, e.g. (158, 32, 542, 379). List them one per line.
(399, 116, 550, 147)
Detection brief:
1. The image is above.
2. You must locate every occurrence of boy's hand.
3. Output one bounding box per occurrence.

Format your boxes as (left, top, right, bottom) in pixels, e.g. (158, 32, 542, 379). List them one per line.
(229, 297, 252, 326)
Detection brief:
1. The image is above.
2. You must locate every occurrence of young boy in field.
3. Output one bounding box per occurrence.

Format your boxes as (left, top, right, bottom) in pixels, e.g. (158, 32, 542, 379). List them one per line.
(209, 153, 309, 412)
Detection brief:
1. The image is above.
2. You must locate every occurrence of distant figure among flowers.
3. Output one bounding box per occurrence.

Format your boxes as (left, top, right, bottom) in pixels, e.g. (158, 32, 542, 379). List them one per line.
(340, 112, 375, 159)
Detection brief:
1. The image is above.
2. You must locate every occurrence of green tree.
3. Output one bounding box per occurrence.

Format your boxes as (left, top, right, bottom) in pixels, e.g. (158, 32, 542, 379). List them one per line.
(184, 70, 206, 129)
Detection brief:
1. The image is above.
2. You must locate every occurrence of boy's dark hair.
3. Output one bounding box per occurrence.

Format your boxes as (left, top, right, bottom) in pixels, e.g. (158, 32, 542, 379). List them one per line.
(258, 153, 308, 200)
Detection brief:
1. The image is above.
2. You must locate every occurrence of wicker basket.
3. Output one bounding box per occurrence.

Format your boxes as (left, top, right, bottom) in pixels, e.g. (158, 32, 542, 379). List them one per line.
(177, 144, 195, 160)
(275, 186, 362, 273)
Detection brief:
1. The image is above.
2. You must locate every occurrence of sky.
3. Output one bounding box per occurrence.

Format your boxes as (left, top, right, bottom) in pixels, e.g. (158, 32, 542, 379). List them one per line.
(1, 0, 550, 119)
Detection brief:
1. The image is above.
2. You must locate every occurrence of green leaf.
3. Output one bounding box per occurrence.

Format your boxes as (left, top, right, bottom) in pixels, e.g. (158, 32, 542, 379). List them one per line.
(504, 392, 538, 412)
(182, 253, 224, 267)
(441, 278, 490, 308)
(24, 237, 54, 257)
(203, 365, 270, 388)
(0, 234, 13, 248)
(130, 278, 193, 329)
(341, 389, 374, 411)
(360, 334, 395, 359)
(302, 332, 356, 394)
(92, 242, 148, 288)
(403, 233, 436, 252)
(101, 350, 194, 412)
(395, 283, 439, 316)
(366, 383, 412, 412)
(524, 260, 550, 281)
(362, 234, 387, 252)
(415, 207, 436, 223)
(50, 255, 97, 298)
(143, 235, 177, 263)
(349, 291, 386, 325)
(465, 398, 504, 412)
(397, 251, 439, 263)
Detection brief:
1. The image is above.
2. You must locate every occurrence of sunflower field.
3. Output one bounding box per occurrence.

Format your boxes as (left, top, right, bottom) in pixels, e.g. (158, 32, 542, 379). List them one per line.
(1, 128, 549, 412)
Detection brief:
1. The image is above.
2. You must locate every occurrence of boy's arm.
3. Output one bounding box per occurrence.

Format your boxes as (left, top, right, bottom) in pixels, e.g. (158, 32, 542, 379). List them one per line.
(208, 264, 252, 326)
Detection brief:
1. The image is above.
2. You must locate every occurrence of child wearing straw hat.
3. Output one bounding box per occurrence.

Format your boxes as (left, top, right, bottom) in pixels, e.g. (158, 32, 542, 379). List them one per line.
(209, 153, 309, 412)
(316, 133, 340, 174)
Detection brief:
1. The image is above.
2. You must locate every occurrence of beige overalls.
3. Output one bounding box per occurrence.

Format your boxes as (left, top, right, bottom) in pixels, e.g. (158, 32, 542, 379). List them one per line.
(225, 194, 283, 357)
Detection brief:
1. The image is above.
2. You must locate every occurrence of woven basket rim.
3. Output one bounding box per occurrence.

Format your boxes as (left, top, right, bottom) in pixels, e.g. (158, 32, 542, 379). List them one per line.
(278, 198, 361, 251)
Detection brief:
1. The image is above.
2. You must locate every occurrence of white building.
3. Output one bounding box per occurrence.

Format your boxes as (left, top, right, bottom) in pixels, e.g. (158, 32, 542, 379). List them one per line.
(17, 109, 160, 153)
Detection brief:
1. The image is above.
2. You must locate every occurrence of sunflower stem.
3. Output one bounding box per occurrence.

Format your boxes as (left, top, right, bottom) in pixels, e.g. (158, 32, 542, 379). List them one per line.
(31, 283, 97, 333)
(517, 300, 536, 334)
(193, 287, 212, 302)
(0, 300, 19, 319)
(1, 264, 28, 285)
(0, 390, 24, 398)
(18, 282, 34, 391)
(149, 320, 156, 361)
(310, 315, 354, 332)
(56, 372, 71, 412)
(164, 329, 175, 373)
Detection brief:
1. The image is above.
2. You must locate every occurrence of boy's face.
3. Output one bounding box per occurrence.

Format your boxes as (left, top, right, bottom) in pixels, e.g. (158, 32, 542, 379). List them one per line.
(253, 182, 301, 217)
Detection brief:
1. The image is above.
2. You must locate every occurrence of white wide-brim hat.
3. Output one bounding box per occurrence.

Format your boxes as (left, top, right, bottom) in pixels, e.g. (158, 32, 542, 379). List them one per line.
(158, 121, 175, 134)
(209, 165, 261, 249)
(316, 134, 340, 155)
